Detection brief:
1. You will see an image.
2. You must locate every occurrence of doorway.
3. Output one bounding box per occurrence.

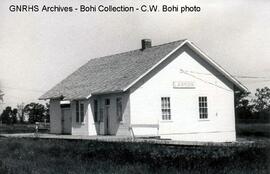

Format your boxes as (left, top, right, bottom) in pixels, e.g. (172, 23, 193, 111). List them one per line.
(61, 108, 72, 134)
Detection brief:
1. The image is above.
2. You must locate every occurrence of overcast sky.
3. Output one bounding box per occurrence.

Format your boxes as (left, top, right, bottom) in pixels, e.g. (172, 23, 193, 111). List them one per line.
(0, 0, 270, 108)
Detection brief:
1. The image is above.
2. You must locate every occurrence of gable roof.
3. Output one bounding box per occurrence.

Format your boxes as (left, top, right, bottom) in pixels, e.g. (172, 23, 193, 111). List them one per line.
(40, 39, 248, 100)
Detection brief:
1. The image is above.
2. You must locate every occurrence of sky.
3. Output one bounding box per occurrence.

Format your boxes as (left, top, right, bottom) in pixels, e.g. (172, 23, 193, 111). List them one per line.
(0, 0, 270, 109)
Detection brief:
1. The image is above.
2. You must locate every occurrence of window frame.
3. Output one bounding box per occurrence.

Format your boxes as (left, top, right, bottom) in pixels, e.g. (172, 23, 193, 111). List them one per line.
(116, 97, 123, 122)
(161, 97, 171, 121)
(75, 100, 85, 124)
(198, 96, 208, 120)
(105, 99, 110, 106)
(76, 101, 80, 123)
(94, 99, 98, 122)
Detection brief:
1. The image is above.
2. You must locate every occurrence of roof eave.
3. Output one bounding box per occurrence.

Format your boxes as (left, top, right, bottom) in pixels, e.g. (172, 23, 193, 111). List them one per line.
(38, 95, 64, 100)
(88, 90, 124, 98)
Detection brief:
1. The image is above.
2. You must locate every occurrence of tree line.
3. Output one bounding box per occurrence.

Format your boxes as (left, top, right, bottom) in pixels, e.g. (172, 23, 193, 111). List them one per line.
(236, 86, 270, 123)
(0, 86, 269, 125)
(0, 102, 49, 124)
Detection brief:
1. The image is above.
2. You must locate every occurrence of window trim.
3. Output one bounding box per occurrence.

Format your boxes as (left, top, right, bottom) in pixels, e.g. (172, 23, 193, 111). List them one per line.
(198, 96, 209, 120)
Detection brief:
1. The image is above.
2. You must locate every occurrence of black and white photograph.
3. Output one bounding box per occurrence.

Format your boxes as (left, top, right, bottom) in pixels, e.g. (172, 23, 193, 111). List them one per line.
(0, 0, 269, 173)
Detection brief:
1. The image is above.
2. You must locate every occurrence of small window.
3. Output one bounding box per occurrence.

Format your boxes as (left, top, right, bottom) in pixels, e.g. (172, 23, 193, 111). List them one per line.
(76, 101, 79, 122)
(94, 100, 98, 122)
(75, 101, 85, 123)
(161, 97, 171, 120)
(105, 99, 110, 105)
(116, 98, 123, 122)
(199, 96, 208, 119)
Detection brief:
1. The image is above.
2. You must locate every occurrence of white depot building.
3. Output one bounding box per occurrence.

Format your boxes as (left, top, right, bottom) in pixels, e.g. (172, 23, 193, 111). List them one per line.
(40, 39, 248, 142)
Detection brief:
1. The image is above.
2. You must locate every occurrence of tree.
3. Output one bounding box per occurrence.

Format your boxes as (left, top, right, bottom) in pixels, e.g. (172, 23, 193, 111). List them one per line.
(0, 106, 13, 124)
(11, 108, 18, 124)
(251, 87, 270, 122)
(24, 103, 47, 124)
(235, 91, 253, 121)
(0, 90, 4, 102)
(17, 103, 25, 123)
(44, 103, 50, 122)
(252, 87, 270, 112)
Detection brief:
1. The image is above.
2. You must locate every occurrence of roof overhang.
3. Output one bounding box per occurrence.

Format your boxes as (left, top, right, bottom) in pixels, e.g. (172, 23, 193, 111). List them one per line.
(39, 95, 63, 100)
(86, 90, 124, 99)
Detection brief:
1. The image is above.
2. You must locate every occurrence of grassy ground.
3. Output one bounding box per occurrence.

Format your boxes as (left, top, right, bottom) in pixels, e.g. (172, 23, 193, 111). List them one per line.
(0, 124, 49, 134)
(0, 124, 35, 134)
(0, 123, 269, 174)
(0, 137, 269, 174)
(236, 123, 270, 137)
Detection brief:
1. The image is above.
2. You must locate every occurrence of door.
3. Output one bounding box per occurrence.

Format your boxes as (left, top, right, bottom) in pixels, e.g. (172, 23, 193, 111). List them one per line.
(61, 108, 72, 134)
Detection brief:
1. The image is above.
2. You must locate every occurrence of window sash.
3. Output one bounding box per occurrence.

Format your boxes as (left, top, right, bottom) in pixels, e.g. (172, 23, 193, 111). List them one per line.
(75, 101, 85, 123)
(199, 96, 208, 119)
(161, 97, 171, 120)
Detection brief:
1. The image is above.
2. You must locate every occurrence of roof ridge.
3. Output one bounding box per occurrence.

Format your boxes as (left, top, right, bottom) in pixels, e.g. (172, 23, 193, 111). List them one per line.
(87, 39, 187, 62)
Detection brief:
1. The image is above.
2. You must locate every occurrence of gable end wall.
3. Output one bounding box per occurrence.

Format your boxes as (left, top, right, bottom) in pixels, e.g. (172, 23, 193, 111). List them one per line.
(129, 45, 236, 142)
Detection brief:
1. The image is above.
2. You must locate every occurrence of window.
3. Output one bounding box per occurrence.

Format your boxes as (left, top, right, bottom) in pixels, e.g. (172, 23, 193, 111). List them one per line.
(80, 102, 84, 122)
(105, 99, 110, 105)
(161, 97, 171, 120)
(199, 96, 208, 119)
(76, 101, 79, 122)
(116, 98, 123, 122)
(94, 100, 98, 122)
(75, 101, 85, 123)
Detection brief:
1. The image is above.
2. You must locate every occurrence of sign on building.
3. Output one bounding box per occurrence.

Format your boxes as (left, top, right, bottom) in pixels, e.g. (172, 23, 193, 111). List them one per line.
(173, 81, 195, 89)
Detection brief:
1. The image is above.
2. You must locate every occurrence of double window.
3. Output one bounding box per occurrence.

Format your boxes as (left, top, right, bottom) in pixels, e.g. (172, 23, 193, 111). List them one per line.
(161, 97, 171, 120)
(76, 101, 85, 123)
(199, 96, 208, 119)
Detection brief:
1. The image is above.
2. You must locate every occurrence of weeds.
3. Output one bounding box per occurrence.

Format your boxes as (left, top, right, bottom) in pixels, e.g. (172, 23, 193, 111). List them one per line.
(0, 138, 269, 174)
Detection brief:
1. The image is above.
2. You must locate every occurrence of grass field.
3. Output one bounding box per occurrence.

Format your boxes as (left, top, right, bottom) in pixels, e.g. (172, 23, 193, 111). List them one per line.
(0, 137, 269, 174)
(0, 123, 269, 174)
(0, 124, 48, 134)
(0, 124, 35, 134)
(236, 123, 270, 138)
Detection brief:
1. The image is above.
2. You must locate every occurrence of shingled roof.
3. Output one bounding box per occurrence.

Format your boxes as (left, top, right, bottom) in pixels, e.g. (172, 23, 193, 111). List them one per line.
(40, 39, 248, 100)
(40, 40, 186, 100)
